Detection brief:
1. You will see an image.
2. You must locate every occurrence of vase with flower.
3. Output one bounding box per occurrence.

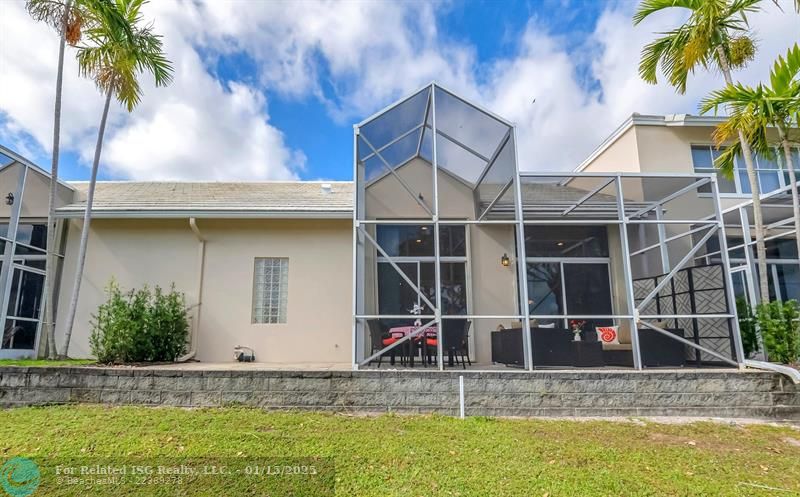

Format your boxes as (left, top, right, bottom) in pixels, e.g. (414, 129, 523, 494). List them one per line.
(569, 319, 586, 342)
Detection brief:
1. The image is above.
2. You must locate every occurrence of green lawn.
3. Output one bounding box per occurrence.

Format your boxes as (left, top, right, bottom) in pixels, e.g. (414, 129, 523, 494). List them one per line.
(0, 359, 95, 367)
(0, 406, 798, 496)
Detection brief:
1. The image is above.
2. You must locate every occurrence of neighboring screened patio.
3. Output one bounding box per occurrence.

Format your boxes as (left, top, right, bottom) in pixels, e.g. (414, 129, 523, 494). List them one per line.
(698, 183, 800, 360)
(352, 83, 744, 371)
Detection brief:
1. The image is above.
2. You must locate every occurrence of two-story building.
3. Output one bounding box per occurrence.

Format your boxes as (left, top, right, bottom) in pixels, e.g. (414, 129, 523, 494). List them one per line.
(574, 113, 799, 310)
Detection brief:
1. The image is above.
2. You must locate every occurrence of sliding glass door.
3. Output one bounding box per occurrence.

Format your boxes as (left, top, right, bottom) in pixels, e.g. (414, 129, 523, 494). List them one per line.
(563, 263, 613, 324)
(525, 225, 613, 330)
(527, 261, 612, 329)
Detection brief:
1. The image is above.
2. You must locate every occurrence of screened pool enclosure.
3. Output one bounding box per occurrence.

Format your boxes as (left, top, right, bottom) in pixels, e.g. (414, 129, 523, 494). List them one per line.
(352, 83, 745, 371)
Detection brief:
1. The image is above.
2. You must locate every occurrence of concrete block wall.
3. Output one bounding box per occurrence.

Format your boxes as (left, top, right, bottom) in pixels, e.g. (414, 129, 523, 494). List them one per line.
(0, 367, 798, 419)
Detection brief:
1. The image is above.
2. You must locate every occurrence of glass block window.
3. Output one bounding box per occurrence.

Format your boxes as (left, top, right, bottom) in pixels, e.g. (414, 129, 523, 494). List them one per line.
(252, 258, 288, 324)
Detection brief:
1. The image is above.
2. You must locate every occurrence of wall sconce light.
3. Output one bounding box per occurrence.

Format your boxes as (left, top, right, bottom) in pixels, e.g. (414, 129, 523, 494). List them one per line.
(5, 193, 13, 206)
(500, 253, 510, 267)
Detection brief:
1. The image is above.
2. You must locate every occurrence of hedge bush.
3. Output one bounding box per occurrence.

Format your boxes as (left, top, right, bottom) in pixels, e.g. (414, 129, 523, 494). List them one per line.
(90, 280, 189, 363)
(736, 297, 759, 358)
(755, 299, 800, 365)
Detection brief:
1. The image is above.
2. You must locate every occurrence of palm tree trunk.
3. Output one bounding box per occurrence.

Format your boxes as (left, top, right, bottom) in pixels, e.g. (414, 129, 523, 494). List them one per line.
(777, 127, 800, 272)
(717, 46, 770, 303)
(44, 0, 72, 359)
(60, 89, 112, 358)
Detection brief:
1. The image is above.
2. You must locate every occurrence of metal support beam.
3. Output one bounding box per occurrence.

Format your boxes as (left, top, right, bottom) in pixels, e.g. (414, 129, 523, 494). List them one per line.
(351, 129, 363, 369)
(655, 205, 670, 274)
(639, 314, 734, 319)
(510, 128, 533, 371)
(477, 178, 514, 221)
(415, 88, 432, 157)
(358, 133, 434, 216)
(360, 123, 424, 163)
(630, 178, 711, 219)
(561, 177, 615, 216)
(615, 175, 642, 370)
(430, 84, 444, 370)
(764, 217, 795, 231)
(638, 226, 718, 309)
(434, 127, 491, 163)
(626, 219, 719, 225)
(474, 129, 511, 190)
(630, 225, 710, 257)
(710, 177, 745, 365)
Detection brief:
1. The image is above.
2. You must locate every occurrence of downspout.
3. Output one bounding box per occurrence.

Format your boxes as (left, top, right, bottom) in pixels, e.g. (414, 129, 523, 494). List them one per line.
(179, 217, 205, 362)
(744, 360, 800, 385)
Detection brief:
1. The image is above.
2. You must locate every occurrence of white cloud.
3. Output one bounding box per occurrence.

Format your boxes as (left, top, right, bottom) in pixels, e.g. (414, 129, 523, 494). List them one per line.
(183, 0, 798, 174)
(1, 0, 797, 180)
(484, 3, 800, 172)
(0, 0, 303, 180)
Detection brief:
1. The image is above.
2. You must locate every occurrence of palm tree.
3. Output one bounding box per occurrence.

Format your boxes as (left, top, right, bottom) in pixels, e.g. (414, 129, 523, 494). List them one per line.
(25, 0, 90, 359)
(60, 0, 173, 357)
(633, 0, 772, 303)
(700, 44, 800, 273)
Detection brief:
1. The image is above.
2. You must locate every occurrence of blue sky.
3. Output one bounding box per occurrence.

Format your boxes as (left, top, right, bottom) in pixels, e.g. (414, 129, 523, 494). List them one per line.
(0, 0, 796, 182)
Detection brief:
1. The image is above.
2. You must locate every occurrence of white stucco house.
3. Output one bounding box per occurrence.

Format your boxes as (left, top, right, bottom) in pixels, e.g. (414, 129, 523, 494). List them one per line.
(0, 84, 796, 372)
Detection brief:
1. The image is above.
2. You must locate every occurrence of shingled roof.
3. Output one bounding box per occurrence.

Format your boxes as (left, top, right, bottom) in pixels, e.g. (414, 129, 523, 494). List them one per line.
(56, 181, 353, 218)
(55, 177, 639, 220)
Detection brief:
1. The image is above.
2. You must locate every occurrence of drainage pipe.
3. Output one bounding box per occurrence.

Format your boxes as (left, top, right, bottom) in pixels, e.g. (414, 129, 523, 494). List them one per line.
(744, 360, 800, 385)
(178, 217, 206, 362)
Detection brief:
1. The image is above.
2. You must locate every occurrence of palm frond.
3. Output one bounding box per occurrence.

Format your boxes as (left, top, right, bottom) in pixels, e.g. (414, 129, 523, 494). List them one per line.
(633, 0, 763, 92)
(76, 0, 173, 112)
(769, 0, 800, 13)
(26, 0, 91, 45)
(727, 0, 763, 19)
(699, 82, 764, 115)
(712, 141, 739, 178)
(26, 0, 70, 30)
(638, 35, 672, 84)
(770, 43, 800, 95)
(633, 0, 701, 25)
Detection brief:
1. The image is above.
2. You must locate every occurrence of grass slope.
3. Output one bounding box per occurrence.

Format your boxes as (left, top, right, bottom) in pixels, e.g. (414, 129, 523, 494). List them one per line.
(0, 406, 798, 496)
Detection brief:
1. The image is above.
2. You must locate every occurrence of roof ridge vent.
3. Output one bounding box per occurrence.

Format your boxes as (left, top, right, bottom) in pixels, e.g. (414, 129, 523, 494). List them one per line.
(320, 183, 332, 194)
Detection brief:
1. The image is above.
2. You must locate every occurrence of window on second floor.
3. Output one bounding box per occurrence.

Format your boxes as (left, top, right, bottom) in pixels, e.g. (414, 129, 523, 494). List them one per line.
(691, 144, 798, 196)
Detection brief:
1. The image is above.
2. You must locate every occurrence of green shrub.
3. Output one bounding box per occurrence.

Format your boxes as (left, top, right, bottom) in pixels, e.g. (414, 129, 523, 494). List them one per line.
(755, 299, 800, 365)
(90, 280, 189, 363)
(736, 297, 759, 358)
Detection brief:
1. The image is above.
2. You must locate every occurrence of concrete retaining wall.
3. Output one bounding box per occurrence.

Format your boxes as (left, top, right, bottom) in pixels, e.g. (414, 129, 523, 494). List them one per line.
(0, 367, 798, 419)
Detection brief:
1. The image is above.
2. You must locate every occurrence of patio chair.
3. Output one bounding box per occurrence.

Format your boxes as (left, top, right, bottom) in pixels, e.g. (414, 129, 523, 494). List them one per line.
(426, 319, 472, 369)
(366, 319, 404, 368)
